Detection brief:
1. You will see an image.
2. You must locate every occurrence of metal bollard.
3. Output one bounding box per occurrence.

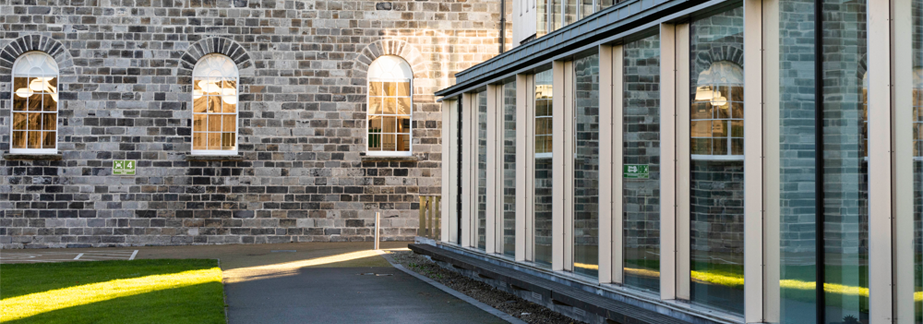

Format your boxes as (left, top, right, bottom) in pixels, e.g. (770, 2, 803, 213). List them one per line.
(374, 212, 380, 250)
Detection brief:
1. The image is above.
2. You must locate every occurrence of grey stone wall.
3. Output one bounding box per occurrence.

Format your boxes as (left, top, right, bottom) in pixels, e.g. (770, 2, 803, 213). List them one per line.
(0, 0, 508, 248)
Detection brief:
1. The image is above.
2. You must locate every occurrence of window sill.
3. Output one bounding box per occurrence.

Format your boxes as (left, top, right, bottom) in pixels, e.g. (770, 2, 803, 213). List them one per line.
(3, 153, 63, 161)
(360, 155, 419, 163)
(185, 154, 243, 161)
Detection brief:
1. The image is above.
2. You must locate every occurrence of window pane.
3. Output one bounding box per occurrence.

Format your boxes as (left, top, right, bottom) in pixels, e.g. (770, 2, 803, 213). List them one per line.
(43, 113, 56, 131)
(537, 0, 548, 37)
(692, 138, 711, 155)
(383, 98, 397, 114)
(397, 134, 410, 152)
(691, 121, 711, 138)
(689, 6, 745, 314)
(42, 131, 55, 149)
(13, 113, 26, 131)
(222, 80, 236, 92)
(27, 131, 42, 149)
(193, 133, 206, 150)
(193, 114, 206, 132)
(28, 93, 42, 111)
(534, 68, 554, 268)
(913, 0, 923, 321)
(823, 0, 868, 321)
(573, 53, 599, 278)
(193, 96, 207, 113)
(222, 96, 236, 113)
(381, 134, 396, 151)
(223, 115, 236, 132)
(397, 82, 411, 97)
(564, 0, 577, 26)
(43, 94, 56, 111)
(383, 82, 397, 96)
(368, 121, 382, 151)
(731, 120, 743, 137)
(27, 113, 41, 131)
(397, 98, 411, 115)
(369, 98, 383, 114)
(382, 116, 396, 133)
(13, 77, 28, 111)
(692, 102, 710, 119)
(623, 33, 661, 292)
(208, 115, 221, 132)
(221, 133, 235, 150)
(370, 82, 382, 97)
(502, 80, 517, 258)
(207, 96, 220, 113)
(477, 90, 488, 251)
(207, 133, 221, 150)
(397, 116, 410, 133)
(12, 131, 25, 149)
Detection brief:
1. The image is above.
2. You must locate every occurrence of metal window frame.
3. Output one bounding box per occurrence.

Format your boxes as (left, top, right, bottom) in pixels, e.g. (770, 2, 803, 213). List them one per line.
(487, 84, 502, 254)
(517, 74, 533, 262)
(761, 0, 781, 321)
(659, 22, 678, 301)
(461, 92, 477, 248)
(442, 99, 460, 244)
(599, 44, 625, 284)
(742, 0, 765, 321)
(552, 60, 570, 272)
(675, 22, 692, 301)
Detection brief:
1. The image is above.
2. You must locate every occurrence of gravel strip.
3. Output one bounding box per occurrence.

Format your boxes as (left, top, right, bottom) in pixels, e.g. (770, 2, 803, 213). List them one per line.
(388, 250, 587, 324)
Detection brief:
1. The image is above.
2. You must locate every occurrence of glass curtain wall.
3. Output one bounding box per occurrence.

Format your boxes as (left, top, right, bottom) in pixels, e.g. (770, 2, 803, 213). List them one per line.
(534, 69, 555, 267)
(623, 34, 661, 292)
(503, 80, 517, 258)
(688, 7, 745, 314)
(574, 54, 600, 278)
(822, 0, 868, 321)
(913, 0, 923, 320)
(778, 0, 817, 322)
(538, 0, 548, 38)
(477, 90, 488, 250)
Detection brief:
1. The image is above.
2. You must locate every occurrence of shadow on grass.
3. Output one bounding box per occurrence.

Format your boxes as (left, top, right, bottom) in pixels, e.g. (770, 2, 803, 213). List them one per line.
(3, 282, 224, 324)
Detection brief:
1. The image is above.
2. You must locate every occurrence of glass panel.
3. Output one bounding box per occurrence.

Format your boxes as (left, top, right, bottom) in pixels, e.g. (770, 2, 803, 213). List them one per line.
(193, 133, 206, 150)
(194, 114, 206, 132)
(13, 77, 28, 111)
(369, 98, 383, 114)
(551, 0, 561, 31)
(534, 68, 554, 267)
(221, 133, 235, 150)
(398, 116, 411, 133)
(574, 54, 599, 278)
(28, 93, 42, 111)
(222, 96, 236, 113)
(397, 98, 411, 115)
(13, 113, 26, 131)
(208, 115, 221, 132)
(397, 134, 410, 152)
(208, 96, 221, 113)
(207, 133, 221, 150)
(579, 0, 594, 20)
(27, 113, 41, 131)
(382, 116, 396, 133)
(222, 80, 236, 92)
(12, 131, 25, 149)
(623, 33, 661, 292)
(223, 115, 236, 132)
(598, 0, 613, 10)
(370, 82, 382, 97)
(477, 90, 488, 251)
(369, 118, 382, 150)
(42, 94, 56, 111)
(27, 131, 41, 149)
(193, 96, 207, 113)
(42, 131, 55, 149)
(503, 80, 517, 258)
(538, 0, 548, 38)
(914, 0, 923, 321)
(689, 6, 745, 314)
(384, 98, 397, 114)
(43, 113, 56, 131)
(384, 82, 397, 96)
(397, 82, 411, 97)
(564, 0, 577, 26)
(823, 0, 868, 322)
(381, 134, 396, 151)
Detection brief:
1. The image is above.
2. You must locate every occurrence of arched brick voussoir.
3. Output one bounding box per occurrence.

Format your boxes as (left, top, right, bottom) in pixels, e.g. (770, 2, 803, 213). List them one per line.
(355, 39, 428, 80)
(0, 35, 76, 76)
(176, 37, 254, 77)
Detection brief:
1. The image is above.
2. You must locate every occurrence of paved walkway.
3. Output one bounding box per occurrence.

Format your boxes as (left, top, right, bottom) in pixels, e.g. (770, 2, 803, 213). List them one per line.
(2, 242, 505, 324)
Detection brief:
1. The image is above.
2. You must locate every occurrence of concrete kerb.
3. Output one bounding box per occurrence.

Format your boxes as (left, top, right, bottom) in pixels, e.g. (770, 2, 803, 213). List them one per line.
(376, 250, 528, 324)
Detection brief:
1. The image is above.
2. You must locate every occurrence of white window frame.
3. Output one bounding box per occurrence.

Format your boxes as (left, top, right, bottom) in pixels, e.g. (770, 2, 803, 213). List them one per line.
(10, 51, 59, 155)
(191, 54, 240, 156)
(366, 55, 414, 157)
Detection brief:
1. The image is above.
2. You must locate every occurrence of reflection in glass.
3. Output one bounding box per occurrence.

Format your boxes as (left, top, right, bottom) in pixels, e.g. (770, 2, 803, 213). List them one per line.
(477, 91, 488, 251)
(915, 0, 923, 321)
(823, 1, 868, 322)
(534, 69, 554, 267)
(778, 0, 817, 321)
(538, 0, 548, 38)
(623, 34, 661, 292)
(574, 54, 599, 278)
(192, 56, 239, 152)
(689, 6, 745, 314)
(503, 80, 517, 257)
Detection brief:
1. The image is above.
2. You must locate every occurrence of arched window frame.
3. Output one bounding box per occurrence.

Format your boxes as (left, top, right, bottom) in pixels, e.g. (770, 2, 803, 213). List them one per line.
(191, 54, 239, 155)
(10, 51, 59, 154)
(691, 60, 744, 160)
(367, 55, 413, 157)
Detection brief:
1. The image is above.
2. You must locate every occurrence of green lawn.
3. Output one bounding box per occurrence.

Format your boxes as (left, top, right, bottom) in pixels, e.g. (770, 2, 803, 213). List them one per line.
(0, 259, 225, 324)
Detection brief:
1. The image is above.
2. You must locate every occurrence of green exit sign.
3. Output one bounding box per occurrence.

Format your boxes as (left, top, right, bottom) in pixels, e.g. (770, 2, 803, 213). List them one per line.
(624, 164, 649, 179)
(113, 160, 136, 175)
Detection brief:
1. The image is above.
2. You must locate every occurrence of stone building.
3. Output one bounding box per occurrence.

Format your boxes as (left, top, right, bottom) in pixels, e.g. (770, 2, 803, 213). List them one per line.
(0, 0, 511, 248)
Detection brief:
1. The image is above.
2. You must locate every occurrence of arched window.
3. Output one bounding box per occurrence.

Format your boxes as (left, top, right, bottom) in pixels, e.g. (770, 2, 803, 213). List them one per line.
(192, 54, 239, 154)
(691, 61, 744, 158)
(367, 55, 413, 156)
(11, 52, 59, 154)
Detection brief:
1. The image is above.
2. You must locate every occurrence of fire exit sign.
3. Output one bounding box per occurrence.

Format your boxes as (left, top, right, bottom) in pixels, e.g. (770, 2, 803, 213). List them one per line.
(113, 160, 136, 175)
(623, 164, 649, 179)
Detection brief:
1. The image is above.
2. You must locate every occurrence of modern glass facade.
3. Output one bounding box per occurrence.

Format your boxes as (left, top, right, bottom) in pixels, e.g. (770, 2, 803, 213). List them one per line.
(439, 0, 921, 322)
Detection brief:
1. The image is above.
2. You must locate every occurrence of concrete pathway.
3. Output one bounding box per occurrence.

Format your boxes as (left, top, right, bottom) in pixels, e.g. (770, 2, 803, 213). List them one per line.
(3, 242, 506, 324)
